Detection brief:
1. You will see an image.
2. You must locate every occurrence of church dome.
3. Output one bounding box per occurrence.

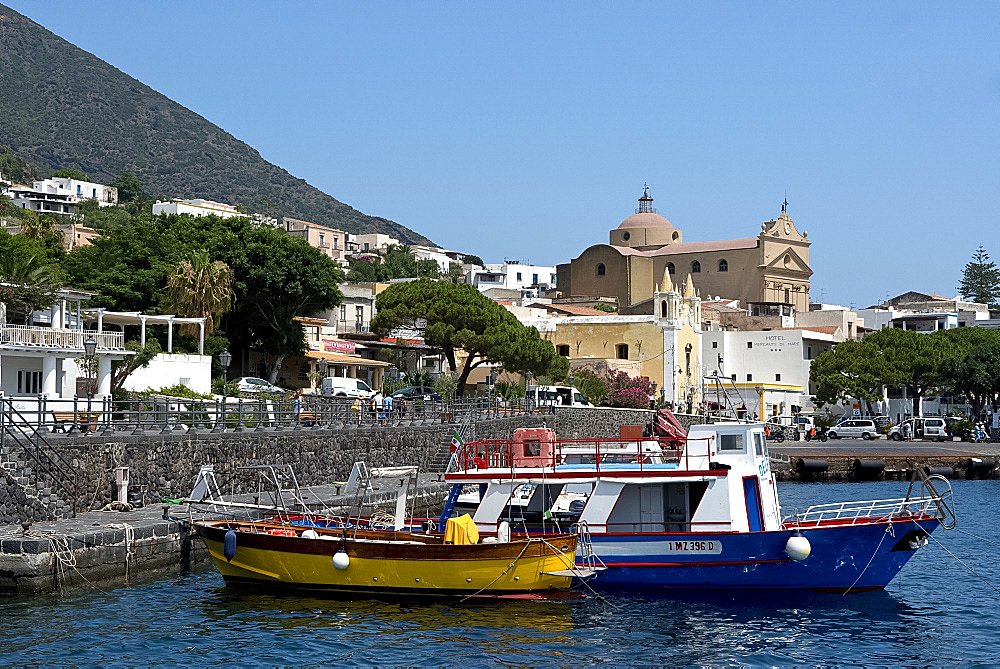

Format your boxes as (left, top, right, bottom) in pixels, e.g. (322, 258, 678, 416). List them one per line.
(610, 185, 682, 248)
(617, 211, 676, 230)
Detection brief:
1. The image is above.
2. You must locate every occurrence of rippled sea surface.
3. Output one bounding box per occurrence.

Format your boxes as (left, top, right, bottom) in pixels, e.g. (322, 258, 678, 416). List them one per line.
(2, 480, 999, 666)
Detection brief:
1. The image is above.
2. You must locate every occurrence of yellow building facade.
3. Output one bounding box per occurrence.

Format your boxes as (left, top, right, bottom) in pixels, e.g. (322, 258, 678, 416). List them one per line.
(523, 270, 703, 408)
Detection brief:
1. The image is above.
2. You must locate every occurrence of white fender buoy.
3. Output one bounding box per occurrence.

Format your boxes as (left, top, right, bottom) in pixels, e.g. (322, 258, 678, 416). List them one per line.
(785, 534, 811, 561)
(301, 529, 319, 539)
(332, 548, 350, 570)
(497, 521, 511, 544)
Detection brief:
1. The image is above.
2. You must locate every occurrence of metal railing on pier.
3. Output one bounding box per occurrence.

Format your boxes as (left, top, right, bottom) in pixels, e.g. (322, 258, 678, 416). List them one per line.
(0, 393, 555, 437)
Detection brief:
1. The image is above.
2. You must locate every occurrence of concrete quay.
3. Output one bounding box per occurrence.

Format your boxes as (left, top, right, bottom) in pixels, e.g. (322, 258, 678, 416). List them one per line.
(0, 476, 450, 597)
(770, 441, 1000, 481)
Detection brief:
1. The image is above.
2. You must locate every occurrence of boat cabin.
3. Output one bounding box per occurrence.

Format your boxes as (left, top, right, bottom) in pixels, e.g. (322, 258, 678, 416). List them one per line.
(445, 422, 782, 536)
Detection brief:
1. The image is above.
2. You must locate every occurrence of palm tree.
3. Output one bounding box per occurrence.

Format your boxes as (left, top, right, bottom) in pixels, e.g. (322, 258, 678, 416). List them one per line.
(0, 253, 61, 324)
(162, 250, 233, 335)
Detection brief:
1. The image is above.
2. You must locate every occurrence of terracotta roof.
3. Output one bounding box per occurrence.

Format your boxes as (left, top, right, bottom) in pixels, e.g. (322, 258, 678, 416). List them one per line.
(775, 326, 839, 335)
(544, 304, 614, 316)
(649, 238, 759, 256)
(617, 211, 676, 230)
(607, 245, 649, 256)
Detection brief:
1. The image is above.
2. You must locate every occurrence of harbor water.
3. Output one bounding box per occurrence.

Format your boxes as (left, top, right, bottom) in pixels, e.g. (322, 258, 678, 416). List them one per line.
(2, 480, 998, 666)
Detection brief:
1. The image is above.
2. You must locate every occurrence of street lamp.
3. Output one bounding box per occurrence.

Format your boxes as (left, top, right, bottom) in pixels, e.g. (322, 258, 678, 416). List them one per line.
(83, 334, 97, 431)
(219, 349, 232, 401)
(318, 359, 329, 394)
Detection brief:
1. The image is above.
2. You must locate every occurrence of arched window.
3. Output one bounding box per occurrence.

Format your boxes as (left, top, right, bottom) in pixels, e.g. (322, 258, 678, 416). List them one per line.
(718, 259, 728, 272)
(667, 262, 675, 275)
(672, 231, 679, 241)
(692, 261, 701, 273)
(616, 343, 629, 359)
(660, 300, 668, 317)
(597, 263, 606, 276)
(622, 231, 631, 241)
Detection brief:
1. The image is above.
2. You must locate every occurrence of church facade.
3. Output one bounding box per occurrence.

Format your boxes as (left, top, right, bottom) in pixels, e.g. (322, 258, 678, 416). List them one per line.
(556, 188, 813, 311)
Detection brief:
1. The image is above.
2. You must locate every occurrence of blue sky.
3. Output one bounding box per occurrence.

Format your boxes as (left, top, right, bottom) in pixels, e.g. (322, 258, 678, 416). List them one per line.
(9, 1, 999, 307)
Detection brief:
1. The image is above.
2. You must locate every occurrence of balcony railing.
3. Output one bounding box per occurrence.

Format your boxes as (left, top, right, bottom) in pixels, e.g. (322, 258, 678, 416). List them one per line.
(335, 320, 371, 334)
(0, 325, 125, 351)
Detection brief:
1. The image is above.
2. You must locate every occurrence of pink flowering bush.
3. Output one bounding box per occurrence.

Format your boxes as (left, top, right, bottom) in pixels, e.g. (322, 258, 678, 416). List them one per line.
(604, 370, 654, 408)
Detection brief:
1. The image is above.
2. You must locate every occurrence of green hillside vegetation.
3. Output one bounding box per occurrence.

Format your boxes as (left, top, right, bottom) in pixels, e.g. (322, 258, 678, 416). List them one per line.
(0, 4, 431, 244)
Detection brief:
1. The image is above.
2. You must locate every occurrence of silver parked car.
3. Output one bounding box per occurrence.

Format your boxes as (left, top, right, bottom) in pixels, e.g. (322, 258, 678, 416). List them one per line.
(827, 419, 879, 440)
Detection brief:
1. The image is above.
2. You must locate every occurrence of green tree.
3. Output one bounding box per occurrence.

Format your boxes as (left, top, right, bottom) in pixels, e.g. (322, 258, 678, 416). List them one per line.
(63, 212, 343, 380)
(0, 251, 62, 324)
(345, 256, 380, 282)
(50, 168, 89, 181)
(371, 280, 562, 396)
(109, 172, 144, 203)
(958, 246, 1000, 306)
(868, 328, 947, 417)
(461, 254, 484, 267)
(111, 339, 162, 394)
(592, 303, 617, 313)
(76, 199, 134, 230)
(161, 250, 233, 335)
(809, 338, 885, 414)
(219, 222, 343, 382)
(16, 210, 64, 253)
(939, 327, 1000, 420)
(571, 368, 609, 406)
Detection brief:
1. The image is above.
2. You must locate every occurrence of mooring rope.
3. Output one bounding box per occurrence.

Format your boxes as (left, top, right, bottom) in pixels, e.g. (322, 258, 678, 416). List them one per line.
(843, 523, 892, 595)
(459, 539, 533, 602)
(539, 536, 619, 611)
(915, 519, 1000, 595)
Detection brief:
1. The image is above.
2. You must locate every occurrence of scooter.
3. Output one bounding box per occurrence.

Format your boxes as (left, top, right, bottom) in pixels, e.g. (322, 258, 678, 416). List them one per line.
(804, 427, 828, 443)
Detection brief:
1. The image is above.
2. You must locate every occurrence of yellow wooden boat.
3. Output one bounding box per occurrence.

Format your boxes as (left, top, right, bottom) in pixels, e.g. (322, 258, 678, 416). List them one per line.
(193, 517, 580, 596)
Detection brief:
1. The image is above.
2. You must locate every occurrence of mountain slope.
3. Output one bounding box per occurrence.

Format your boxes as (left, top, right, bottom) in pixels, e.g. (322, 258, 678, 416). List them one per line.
(0, 5, 431, 244)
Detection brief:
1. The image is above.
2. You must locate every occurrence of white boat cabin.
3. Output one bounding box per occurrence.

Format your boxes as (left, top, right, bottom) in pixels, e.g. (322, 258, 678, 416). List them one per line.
(446, 423, 782, 535)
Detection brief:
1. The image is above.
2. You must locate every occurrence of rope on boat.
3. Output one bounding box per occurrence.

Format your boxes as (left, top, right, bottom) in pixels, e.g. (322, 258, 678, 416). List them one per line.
(539, 537, 619, 611)
(843, 524, 892, 595)
(914, 519, 1000, 595)
(953, 527, 1000, 551)
(459, 540, 533, 603)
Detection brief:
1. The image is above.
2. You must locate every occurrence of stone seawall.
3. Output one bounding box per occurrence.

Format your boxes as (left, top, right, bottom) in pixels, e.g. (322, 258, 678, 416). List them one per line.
(1, 407, 708, 523)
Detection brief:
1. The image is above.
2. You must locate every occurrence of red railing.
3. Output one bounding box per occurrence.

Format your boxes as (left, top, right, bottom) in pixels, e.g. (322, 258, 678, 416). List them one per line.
(456, 435, 717, 475)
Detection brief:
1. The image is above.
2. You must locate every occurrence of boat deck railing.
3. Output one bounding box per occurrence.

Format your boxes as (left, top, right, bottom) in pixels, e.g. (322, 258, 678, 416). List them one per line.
(784, 495, 941, 527)
(454, 435, 717, 474)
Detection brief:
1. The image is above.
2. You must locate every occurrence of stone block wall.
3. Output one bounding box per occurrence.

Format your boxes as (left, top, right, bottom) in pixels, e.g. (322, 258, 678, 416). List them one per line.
(0, 407, 720, 522)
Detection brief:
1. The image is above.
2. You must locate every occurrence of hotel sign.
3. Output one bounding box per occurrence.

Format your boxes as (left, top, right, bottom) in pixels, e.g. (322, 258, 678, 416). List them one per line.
(308, 338, 356, 353)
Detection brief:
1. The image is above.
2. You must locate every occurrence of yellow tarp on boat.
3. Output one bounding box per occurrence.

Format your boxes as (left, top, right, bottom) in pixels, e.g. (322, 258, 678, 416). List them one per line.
(444, 513, 479, 545)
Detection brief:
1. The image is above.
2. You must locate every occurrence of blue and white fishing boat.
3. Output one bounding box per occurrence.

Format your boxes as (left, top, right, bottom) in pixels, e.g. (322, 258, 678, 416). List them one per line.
(442, 412, 955, 592)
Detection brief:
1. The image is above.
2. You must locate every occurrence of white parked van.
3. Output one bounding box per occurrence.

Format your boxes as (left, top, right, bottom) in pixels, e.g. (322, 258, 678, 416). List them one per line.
(321, 376, 376, 398)
(526, 385, 591, 408)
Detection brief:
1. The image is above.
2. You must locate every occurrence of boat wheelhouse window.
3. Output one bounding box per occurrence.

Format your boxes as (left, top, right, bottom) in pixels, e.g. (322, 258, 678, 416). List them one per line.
(523, 440, 541, 456)
(754, 432, 766, 456)
(719, 434, 744, 451)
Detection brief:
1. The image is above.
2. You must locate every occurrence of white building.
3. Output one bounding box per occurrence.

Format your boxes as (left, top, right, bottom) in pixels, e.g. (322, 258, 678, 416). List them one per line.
(152, 199, 241, 219)
(410, 245, 454, 273)
(7, 177, 118, 218)
(702, 327, 837, 419)
(468, 261, 558, 297)
(1, 287, 130, 402)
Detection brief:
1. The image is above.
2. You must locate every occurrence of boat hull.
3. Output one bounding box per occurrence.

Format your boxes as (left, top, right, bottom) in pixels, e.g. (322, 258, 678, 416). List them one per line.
(583, 518, 939, 592)
(195, 522, 575, 596)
